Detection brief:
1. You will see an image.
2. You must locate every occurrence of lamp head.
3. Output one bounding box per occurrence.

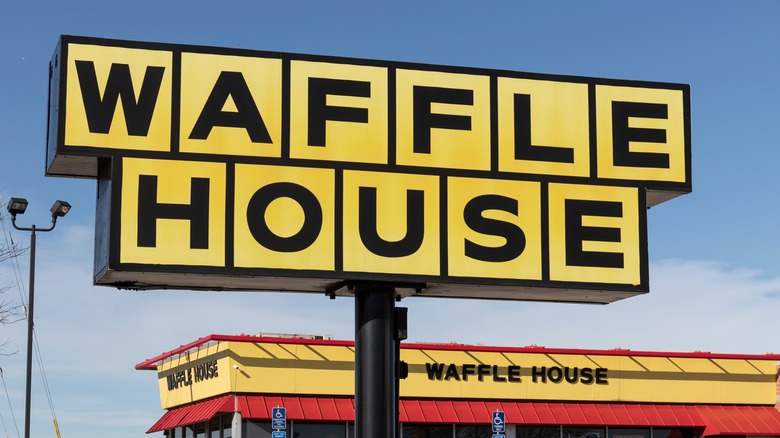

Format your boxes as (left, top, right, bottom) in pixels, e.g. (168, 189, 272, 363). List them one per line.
(7, 197, 28, 216)
(50, 200, 71, 218)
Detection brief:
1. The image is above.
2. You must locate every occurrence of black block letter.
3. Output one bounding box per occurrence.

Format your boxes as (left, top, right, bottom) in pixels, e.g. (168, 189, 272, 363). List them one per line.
(75, 61, 164, 136)
(308, 78, 370, 146)
(246, 183, 322, 252)
(189, 71, 272, 143)
(413, 86, 473, 154)
(463, 195, 526, 262)
(514, 94, 574, 163)
(564, 199, 624, 268)
(359, 187, 424, 257)
(137, 176, 210, 249)
(612, 101, 669, 169)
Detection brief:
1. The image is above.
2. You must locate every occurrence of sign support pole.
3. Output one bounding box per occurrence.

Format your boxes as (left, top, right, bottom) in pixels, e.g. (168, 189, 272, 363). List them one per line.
(354, 284, 397, 438)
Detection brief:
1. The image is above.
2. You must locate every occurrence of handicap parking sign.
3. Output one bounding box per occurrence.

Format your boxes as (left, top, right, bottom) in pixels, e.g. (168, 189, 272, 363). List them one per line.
(272, 432, 286, 438)
(492, 410, 505, 433)
(272, 407, 286, 430)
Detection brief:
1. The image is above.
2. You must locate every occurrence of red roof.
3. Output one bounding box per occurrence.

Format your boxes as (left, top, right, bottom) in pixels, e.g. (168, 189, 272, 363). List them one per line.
(135, 334, 780, 370)
(147, 396, 780, 436)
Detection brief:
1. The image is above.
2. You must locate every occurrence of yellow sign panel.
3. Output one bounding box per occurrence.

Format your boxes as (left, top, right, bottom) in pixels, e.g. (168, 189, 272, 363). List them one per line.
(154, 340, 775, 409)
(290, 61, 389, 164)
(446, 177, 542, 280)
(497, 78, 590, 178)
(595, 85, 688, 183)
(342, 170, 440, 276)
(47, 36, 691, 302)
(179, 53, 283, 157)
(395, 69, 492, 171)
(233, 164, 336, 271)
(119, 157, 226, 266)
(548, 183, 641, 285)
(63, 43, 172, 152)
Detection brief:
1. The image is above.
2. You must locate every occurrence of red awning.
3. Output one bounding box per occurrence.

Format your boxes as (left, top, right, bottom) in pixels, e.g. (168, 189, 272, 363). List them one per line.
(397, 401, 704, 427)
(148, 395, 355, 433)
(147, 395, 233, 433)
(148, 396, 780, 436)
(236, 395, 355, 422)
(696, 405, 780, 436)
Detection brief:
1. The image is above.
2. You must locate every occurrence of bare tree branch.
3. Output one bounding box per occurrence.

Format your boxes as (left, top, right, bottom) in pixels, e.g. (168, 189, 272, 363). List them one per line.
(0, 204, 28, 354)
(0, 241, 26, 263)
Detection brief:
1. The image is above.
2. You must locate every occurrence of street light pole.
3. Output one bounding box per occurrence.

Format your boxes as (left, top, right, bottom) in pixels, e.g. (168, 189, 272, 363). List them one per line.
(23, 225, 37, 438)
(6, 198, 71, 438)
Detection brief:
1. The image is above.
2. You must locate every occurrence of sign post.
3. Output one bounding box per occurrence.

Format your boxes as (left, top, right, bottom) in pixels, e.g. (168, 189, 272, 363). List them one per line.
(271, 406, 286, 437)
(492, 410, 506, 435)
(354, 285, 398, 438)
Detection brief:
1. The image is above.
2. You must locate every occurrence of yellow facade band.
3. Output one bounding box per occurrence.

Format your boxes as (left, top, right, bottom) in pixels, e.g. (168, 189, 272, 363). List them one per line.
(148, 337, 777, 410)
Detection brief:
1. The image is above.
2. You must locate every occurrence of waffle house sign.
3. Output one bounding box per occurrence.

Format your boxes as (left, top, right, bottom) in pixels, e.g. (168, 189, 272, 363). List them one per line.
(45, 36, 691, 303)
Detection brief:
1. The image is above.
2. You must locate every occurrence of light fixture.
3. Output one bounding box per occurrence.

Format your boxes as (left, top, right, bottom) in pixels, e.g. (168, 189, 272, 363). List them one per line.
(6, 197, 71, 438)
(50, 200, 71, 218)
(7, 197, 29, 216)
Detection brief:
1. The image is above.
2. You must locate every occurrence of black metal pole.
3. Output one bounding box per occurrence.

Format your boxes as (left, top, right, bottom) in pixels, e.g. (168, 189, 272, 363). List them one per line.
(8, 199, 67, 438)
(24, 226, 36, 438)
(394, 338, 400, 438)
(394, 307, 407, 438)
(354, 285, 396, 438)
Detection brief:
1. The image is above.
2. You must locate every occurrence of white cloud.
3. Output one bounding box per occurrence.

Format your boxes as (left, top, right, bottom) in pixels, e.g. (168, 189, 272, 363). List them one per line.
(404, 259, 780, 354)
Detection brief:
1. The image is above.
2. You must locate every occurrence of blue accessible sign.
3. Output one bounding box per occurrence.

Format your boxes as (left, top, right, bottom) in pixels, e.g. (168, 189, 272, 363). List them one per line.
(493, 435, 506, 438)
(492, 410, 506, 433)
(272, 432, 286, 438)
(272, 407, 286, 430)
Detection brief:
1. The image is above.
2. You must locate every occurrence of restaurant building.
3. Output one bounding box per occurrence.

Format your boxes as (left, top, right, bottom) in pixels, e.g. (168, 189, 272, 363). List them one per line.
(136, 334, 780, 437)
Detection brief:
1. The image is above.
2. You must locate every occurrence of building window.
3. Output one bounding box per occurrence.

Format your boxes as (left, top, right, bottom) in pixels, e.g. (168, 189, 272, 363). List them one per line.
(208, 418, 220, 438)
(651, 429, 693, 438)
(402, 424, 453, 438)
(564, 427, 606, 438)
(291, 422, 345, 437)
(609, 428, 649, 438)
(223, 414, 233, 438)
(455, 425, 492, 437)
(518, 426, 562, 438)
(243, 420, 273, 438)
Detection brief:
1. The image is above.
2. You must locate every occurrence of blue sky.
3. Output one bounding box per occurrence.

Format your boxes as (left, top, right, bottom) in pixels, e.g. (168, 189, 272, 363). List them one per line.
(2, 1, 780, 437)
